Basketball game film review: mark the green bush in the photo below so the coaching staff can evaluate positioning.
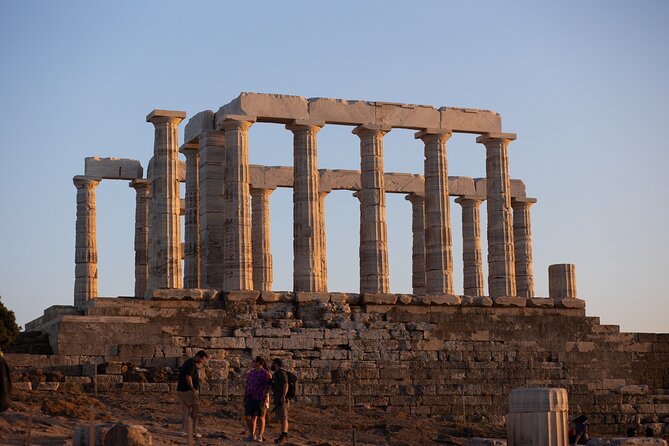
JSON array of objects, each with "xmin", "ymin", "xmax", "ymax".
[{"xmin": 0, "ymin": 297, "xmax": 20, "ymax": 352}]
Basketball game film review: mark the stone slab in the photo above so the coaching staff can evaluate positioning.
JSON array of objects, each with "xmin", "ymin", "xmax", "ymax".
[
  {"xmin": 362, "ymin": 293, "xmax": 398, "ymax": 305},
  {"xmin": 493, "ymin": 296, "xmax": 528, "ymax": 308},
  {"xmin": 144, "ymin": 288, "xmax": 218, "ymax": 300},
  {"xmin": 440, "ymin": 107, "xmax": 502, "ymax": 134},
  {"xmin": 84, "ymin": 157, "xmax": 143, "ymax": 180},
  {"xmin": 215, "ymin": 92, "xmax": 309, "ymax": 127},
  {"xmin": 426, "ymin": 294, "xmax": 462, "ymax": 306},
  {"xmin": 475, "ymin": 178, "xmax": 527, "ymax": 198},
  {"xmin": 184, "ymin": 110, "xmax": 215, "ymax": 143},
  {"xmin": 556, "ymin": 298, "xmax": 586, "ymax": 309}
]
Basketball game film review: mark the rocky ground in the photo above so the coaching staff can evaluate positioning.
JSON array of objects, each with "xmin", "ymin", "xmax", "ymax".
[{"xmin": 0, "ymin": 389, "xmax": 504, "ymax": 445}]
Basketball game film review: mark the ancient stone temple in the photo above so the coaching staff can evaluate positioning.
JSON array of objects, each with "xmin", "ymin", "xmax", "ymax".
[{"xmin": 21, "ymin": 93, "xmax": 669, "ymax": 438}]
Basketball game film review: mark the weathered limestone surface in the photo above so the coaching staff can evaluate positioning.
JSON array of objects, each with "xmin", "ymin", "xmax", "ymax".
[
  {"xmin": 405, "ymin": 193, "xmax": 426, "ymax": 295},
  {"xmin": 477, "ymin": 133, "xmax": 517, "ymax": 297},
  {"xmin": 549, "ymin": 264, "xmax": 577, "ymax": 298},
  {"xmin": 512, "ymin": 197, "xmax": 537, "ymax": 297},
  {"xmin": 456, "ymin": 196, "xmax": 485, "ymax": 296},
  {"xmin": 85, "ymin": 157, "xmax": 143, "ymax": 180},
  {"xmin": 129, "ymin": 179, "xmax": 150, "ymax": 297},
  {"xmin": 251, "ymin": 188, "xmax": 273, "ymax": 291},
  {"xmin": 354, "ymin": 125, "xmax": 390, "ymax": 293},
  {"xmin": 73, "ymin": 176, "xmax": 101, "ymax": 307},
  {"xmin": 180, "ymin": 143, "xmax": 200, "ymax": 288},
  {"xmin": 507, "ymin": 387, "xmax": 569, "ymax": 446},
  {"xmin": 183, "ymin": 110, "xmax": 215, "ymax": 144},
  {"xmin": 146, "ymin": 110, "xmax": 185, "ymax": 291},
  {"xmin": 475, "ymin": 178, "xmax": 526, "ymax": 200}
]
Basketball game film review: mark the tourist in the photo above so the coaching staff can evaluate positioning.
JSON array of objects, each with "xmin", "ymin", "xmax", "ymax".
[
  {"xmin": 270, "ymin": 358, "xmax": 290, "ymax": 444},
  {"xmin": 0, "ymin": 350, "xmax": 11, "ymax": 412},
  {"xmin": 176, "ymin": 350, "xmax": 208, "ymax": 438},
  {"xmin": 244, "ymin": 356, "xmax": 272, "ymax": 442},
  {"xmin": 568, "ymin": 414, "xmax": 589, "ymax": 445}
]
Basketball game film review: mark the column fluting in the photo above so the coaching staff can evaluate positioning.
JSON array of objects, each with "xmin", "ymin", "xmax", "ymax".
[
  {"xmin": 73, "ymin": 176, "xmax": 101, "ymax": 307},
  {"xmin": 129, "ymin": 179, "xmax": 150, "ymax": 298},
  {"xmin": 405, "ymin": 193, "xmax": 426, "ymax": 296},
  {"xmin": 455, "ymin": 196, "xmax": 485, "ymax": 297},
  {"xmin": 512, "ymin": 197, "xmax": 537, "ymax": 297},
  {"xmin": 180, "ymin": 143, "xmax": 200, "ymax": 289},
  {"xmin": 251, "ymin": 188, "xmax": 274, "ymax": 291}
]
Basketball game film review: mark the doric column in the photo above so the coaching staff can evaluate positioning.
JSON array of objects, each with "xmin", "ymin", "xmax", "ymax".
[
  {"xmin": 353, "ymin": 124, "xmax": 390, "ymax": 294},
  {"xmin": 416, "ymin": 129, "xmax": 454, "ymax": 295},
  {"xmin": 251, "ymin": 188, "xmax": 274, "ymax": 291},
  {"xmin": 318, "ymin": 191, "xmax": 329, "ymax": 292},
  {"xmin": 73, "ymin": 176, "xmax": 101, "ymax": 307},
  {"xmin": 287, "ymin": 120, "xmax": 325, "ymax": 292},
  {"xmin": 129, "ymin": 179, "xmax": 150, "ymax": 298},
  {"xmin": 198, "ymin": 130, "xmax": 226, "ymax": 289},
  {"xmin": 180, "ymin": 143, "xmax": 200, "ymax": 289},
  {"xmin": 549, "ymin": 264, "xmax": 577, "ymax": 298},
  {"xmin": 405, "ymin": 193, "xmax": 426, "ymax": 296},
  {"xmin": 512, "ymin": 197, "xmax": 537, "ymax": 297},
  {"xmin": 219, "ymin": 115, "xmax": 255, "ymax": 291},
  {"xmin": 476, "ymin": 132, "xmax": 517, "ymax": 297},
  {"xmin": 146, "ymin": 109, "xmax": 186, "ymax": 291},
  {"xmin": 455, "ymin": 196, "xmax": 485, "ymax": 297}
]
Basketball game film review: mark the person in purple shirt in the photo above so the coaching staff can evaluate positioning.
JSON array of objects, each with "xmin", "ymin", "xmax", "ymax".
[{"xmin": 244, "ymin": 356, "xmax": 272, "ymax": 442}]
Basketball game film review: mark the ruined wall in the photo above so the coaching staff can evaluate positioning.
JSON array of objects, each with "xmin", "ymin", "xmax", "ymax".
[{"xmin": 14, "ymin": 294, "xmax": 669, "ymax": 438}]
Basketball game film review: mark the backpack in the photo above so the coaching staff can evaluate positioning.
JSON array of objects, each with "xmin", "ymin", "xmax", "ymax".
[
  {"xmin": 0, "ymin": 355, "xmax": 11, "ymax": 412},
  {"xmin": 285, "ymin": 371, "xmax": 298, "ymax": 401}
]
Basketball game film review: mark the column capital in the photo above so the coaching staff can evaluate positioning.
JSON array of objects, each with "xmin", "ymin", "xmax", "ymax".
[
  {"xmin": 511, "ymin": 197, "xmax": 537, "ymax": 208},
  {"xmin": 414, "ymin": 128, "xmax": 452, "ymax": 142},
  {"xmin": 455, "ymin": 195, "xmax": 485, "ymax": 206},
  {"xmin": 476, "ymin": 132, "xmax": 517, "ymax": 145},
  {"xmin": 146, "ymin": 109, "xmax": 186, "ymax": 126},
  {"xmin": 73, "ymin": 175, "xmax": 101, "ymax": 189},
  {"xmin": 405, "ymin": 192, "xmax": 425, "ymax": 204},
  {"xmin": 179, "ymin": 142, "xmax": 200, "ymax": 156},
  {"xmin": 218, "ymin": 114, "xmax": 256, "ymax": 131},
  {"xmin": 352, "ymin": 124, "xmax": 391, "ymax": 138},
  {"xmin": 286, "ymin": 120, "xmax": 324, "ymax": 133},
  {"xmin": 129, "ymin": 178, "xmax": 150, "ymax": 190},
  {"xmin": 250, "ymin": 187, "xmax": 275, "ymax": 197}
]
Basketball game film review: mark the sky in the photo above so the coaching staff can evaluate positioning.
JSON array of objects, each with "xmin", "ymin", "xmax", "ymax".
[{"xmin": 0, "ymin": 1, "xmax": 667, "ymax": 333}]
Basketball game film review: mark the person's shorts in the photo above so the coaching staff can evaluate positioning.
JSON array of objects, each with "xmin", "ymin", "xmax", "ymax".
[
  {"xmin": 245, "ymin": 398, "xmax": 266, "ymax": 417},
  {"xmin": 274, "ymin": 400, "xmax": 290, "ymax": 421}
]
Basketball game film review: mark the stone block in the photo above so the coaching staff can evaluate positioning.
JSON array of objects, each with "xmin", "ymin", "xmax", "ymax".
[
  {"xmin": 85, "ymin": 157, "xmax": 143, "ymax": 180},
  {"xmin": 103, "ymin": 422, "xmax": 153, "ymax": 446},
  {"xmin": 36, "ymin": 382, "xmax": 60, "ymax": 391},
  {"xmin": 527, "ymin": 298, "xmax": 555, "ymax": 308},
  {"xmin": 426, "ymin": 294, "xmax": 461, "ymax": 306},
  {"xmin": 143, "ymin": 383, "xmax": 169, "ymax": 392},
  {"xmin": 308, "ymin": 97, "xmax": 376, "ymax": 125},
  {"xmin": 397, "ymin": 294, "xmax": 413, "ymax": 305},
  {"xmin": 260, "ymin": 291, "xmax": 280, "ymax": 303},
  {"xmin": 329, "ymin": 293, "xmax": 349, "ymax": 304},
  {"xmin": 296, "ymin": 292, "xmax": 330, "ymax": 303},
  {"xmin": 439, "ymin": 107, "xmax": 502, "ymax": 134},
  {"xmin": 507, "ymin": 387, "xmax": 569, "ymax": 446},
  {"xmin": 223, "ymin": 290, "xmax": 260, "ymax": 302},
  {"xmin": 13, "ymin": 381, "xmax": 33, "ymax": 391},
  {"xmin": 556, "ymin": 298, "xmax": 585, "ymax": 309},
  {"xmin": 145, "ymin": 288, "xmax": 218, "ymax": 300},
  {"xmin": 362, "ymin": 293, "xmax": 398, "ymax": 305},
  {"xmin": 475, "ymin": 178, "xmax": 526, "ymax": 199},
  {"xmin": 493, "ymin": 296, "xmax": 527, "ymax": 308},
  {"xmin": 184, "ymin": 110, "xmax": 215, "ymax": 143},
  {"xmin": 72, "ymin": 423, "xmax": 111, "ymax": 446},
  {"xmin": 210, "ymin": 337, "xmax": 246, "ymax": 349},
  {"xmin": 216, "ymin": 92, "xmax": 308, "ymax": 126},
  {"xmin": 374, "ymin": 101, "xmax": 440, "ymax": 129}
]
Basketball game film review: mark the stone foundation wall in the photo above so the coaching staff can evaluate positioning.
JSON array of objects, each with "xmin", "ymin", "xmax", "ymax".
[{"xmin": 16, "ymin": 293, "xmax": 669, "ymax": 438}]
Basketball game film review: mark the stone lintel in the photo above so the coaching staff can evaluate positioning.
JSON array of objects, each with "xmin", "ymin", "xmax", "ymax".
[
  {"xmin": 73, "ymin": 175, "xmax": 102, "ymax": 187},
  {"xmin": 475, "ymin": 132, "xmax": 517, "ymax": 143},
  {"xmin": 183, "ymin": 110, "xmax": 215, "ymax": 144},
  {"xmin": 145, "ymin": 109, "xmax": 186, "ymax": 123},
  {"xmin": 475, "ymin": 178, "xmax": 527, "ymax": 198},
  {"xmin": 85, "ymin": 157, "xmax": 143, "ymax": 180}
]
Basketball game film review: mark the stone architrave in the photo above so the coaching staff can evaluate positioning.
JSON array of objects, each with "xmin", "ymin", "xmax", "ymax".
[
  {"xmin": 455, "ymin": 196, "xmax": 485, "ymax": 297},
  {"xmin": 146, "ymin": 109, "xmax": 186, "ymax": 292},
  {"xmin": 129, "ymin": 179, "xmax": 150, "ymax": 297},
  {"xmin": 353, "ymin": 124, "xmax": 390, "ymax": 294},
  {"xmin": 219, "ymin": 115, "xmax": 255, "ymax": 291},
  {"xmin": 549, "ymin": 264, "xmax": 577, "ymax": 298},
  {"xmin": 73, "ymin": 176, "xmax": 101, "ymax": 307},
  {"xmin": 198, "ymin": 130, "xmax": 226, "ymax": 289},
  {"xmin": 180, "ymin": 143, "xmax": 200, "ymax": 289},
  {"xmin": 507, "ymin": 387, "xmax": 569, "ymax": 446},
  {"xmin": 405, "ymin": 193, "xmax": 426, "ymax": 295},
  {"xmin": 512, "ymin": 197, "xmax": 537, "ymax": 297},
  {"xmin": 416, "ymin": 129, "xmax": 454, "ymax": 295},
  {"xmin": 476, "ymin": 132, "xmax": 517, "ymax": 297},
  {"xmin": 287, "ymin": 120, "xmax": 325, "ymax": 292},
  {"xmin": 318, "ymin": 191, "xmax": 329, "ymax": 291},
  {"xmin": 251, "ymin": 188, "xmax": 273, "ymax": 291}
]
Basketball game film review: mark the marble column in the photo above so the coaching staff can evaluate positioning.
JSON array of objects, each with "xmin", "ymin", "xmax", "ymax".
[
  {"xmin": 318, "ymin": 191, "xmax": 329, "ymax": 292},
  {"xmin": 416, "ymin": 129, "xmax": 454, "ymax": 295},
  {"xmin": 251, "ymin": 188, "xmax": 273, "ymax": 291},
  {"xmin": 146, "ymin": 109, "xmax": 186, "ymax": 291},
  {"xmin": 512, "ymin": 197, "xmax": 537, "ymax": 297},
  {"xmin": 287, "ymin": 120, "xmax": 325, "ymax": 292},
  {"xmin": 405, "ymin": 193, "xmax": 426, "ymax": 296},
  {"xmin": 73, "ymin": 175, "xmax": 101, "ymax": 307},
  {"xmin": 476, "ymin": 132, "xmax": 517, "ymax": 297},
  {"xmin": 180, "ymin": 143, "xmax": 200, "ymax": 289},
  {"xmin": 549, "ymin": 264, "xmax": 577, "ymax": 298},
  {"xmin": 129, "ymin": 179, "xmax": 150, "ymax": 298},
  {"xmin": 219, "ymin": 115, "xmax": 255, "ymax": 291},
  {"xmin": 455, "ymin": 196, "xmax": 485, "ymax": 297},
  {"xmin": 353, "ymin": 124, "xmax": 390, "ymax": 294},
  {"xmin": 198, "ymin": 130, "xmax": 226, "ymax": 289}
]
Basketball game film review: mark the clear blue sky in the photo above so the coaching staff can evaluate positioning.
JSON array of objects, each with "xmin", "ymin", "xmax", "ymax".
[{"xmin": 1, "ymin": 1, "xmax": 667, "ymax": 333}]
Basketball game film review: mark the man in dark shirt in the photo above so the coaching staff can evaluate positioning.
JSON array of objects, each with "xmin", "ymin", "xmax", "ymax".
[
  {"xmin": 271, "ymin": 358, "xmax": 290, "ymax": 444},
  {"xmin": 177, "ymin": 350, "xmax": 208, "ymax": 437}
]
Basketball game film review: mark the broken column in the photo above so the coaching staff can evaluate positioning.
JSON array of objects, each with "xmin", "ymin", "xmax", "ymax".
[
  {"xmin": 251, "ymin": 188, "xmax": 273, "ymax": 291},
  {"xmin": 288, "ymin": 120, "xmax": 325, "ymax": 292},
  {"xmin": 73, "ymin": 176, "xmax": 101, "ymax": 307},
  {"xmin": 180, "ymin": 142, "xmax": 200, "ymax": 289},
  {"xmin": 146, "ymin": 109, "xmax": 186, "ymax": 291},
  {"xmin": 405, "ymin": 193, "xmax": 426, "ymax": 296},
  {"xmin": 353, "ymin": 125, "xmax": 391, "ymax": 294},
  {"xmin": 129, "ymin": 179, "xmax": 150, "ymax": 297},
  {"xmin": 417, "ymin": 129, "xmax": 454, "ymax": 295},
  {"xmin": 220, "ymin": 115, "xmax": 255, "ymax": 291},
  {"xmin": 512, "ymin": 197, "xmax": 537, "ymax": 297},
  {"xmin": 198, "ymin": 130, "xmax": 226, "ymax": 289},
  {"xmin": 549, "ymin": 264, "xmax": 577, "ymax": 298},
  {"xmin": 455, "ymin": 196, "xmax": 485, "ymax": 297},
  {"xmin": 507, "ymin": 387, "xmax": 569, "ymax": 446},
  {"xmin": 476, "ymin": 132, "xmax": 517, "ymax": 297}
]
